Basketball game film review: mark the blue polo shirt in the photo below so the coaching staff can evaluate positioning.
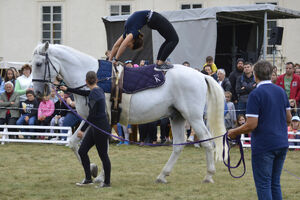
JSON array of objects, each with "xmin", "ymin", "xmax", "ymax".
[
  {"xmin": 246, "ymin": 80, "xmax": 290, "ymax": 155},
  {"xmin": 123, "ymin": 10, "xmax": 150, "ymax": 39}
]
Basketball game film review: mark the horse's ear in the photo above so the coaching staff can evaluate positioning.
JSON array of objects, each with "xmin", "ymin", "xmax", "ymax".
[{"xmin": 42, "ymin": 41, "xmax": 49, "ymax": 52}]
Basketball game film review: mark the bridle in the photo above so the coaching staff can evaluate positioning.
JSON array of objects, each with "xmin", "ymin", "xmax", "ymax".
[{"xmin": 32, "ymin": 52, "xmax": 60, "ymax": 85}]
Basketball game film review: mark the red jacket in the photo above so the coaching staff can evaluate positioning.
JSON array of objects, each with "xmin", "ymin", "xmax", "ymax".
[{"xmin": 276, "ymin": 73, "xmax": 300, "ymax": 102}]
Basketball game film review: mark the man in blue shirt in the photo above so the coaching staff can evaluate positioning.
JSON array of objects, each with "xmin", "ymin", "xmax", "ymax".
[{"xmin": 228, "ymin": 60, "xmax": 292, "ymax": 200}]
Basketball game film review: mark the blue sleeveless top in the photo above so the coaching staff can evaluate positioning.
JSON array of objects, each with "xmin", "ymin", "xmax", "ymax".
[{"xmin": 123, "ymin": 10, "xmax": 150, "ymax": 39}]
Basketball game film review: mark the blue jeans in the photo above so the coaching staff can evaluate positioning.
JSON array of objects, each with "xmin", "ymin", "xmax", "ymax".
[
  {"xmin": 252, "ymin": 148, "xmax": 288, "ymax": 200},
  {"xmin": 237, "ymin": 101, "xmax": 247, "ymax": 116},
  {"xmin": 61, "ymin": 112, "xmax": 81, "ymax": 140},
  {"xmin": 16, "ymin": 114, "xmax": 36, "ymax": 132}
]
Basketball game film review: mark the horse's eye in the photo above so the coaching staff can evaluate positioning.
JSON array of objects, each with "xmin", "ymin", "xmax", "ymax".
[{"xmin": 36, "ymin": 62, "xmax": 42, "ymax": 67}]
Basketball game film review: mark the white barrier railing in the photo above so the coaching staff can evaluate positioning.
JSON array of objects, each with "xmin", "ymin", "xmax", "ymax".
[
  {"xmin": 241, "ymin": 132, "xmax": 300, "ymax": 149},
  {"xmin": 0, "ymin": 125, "xmax": 72, "ymax": 145}
]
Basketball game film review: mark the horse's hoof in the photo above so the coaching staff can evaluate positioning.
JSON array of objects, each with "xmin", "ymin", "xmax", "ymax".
[
  {"xmin": 202, "ymin": 178, "xmax": 214, "ymax": 184},
  {"xmin": 90, "ymin": 163, "xmax": 98, "ymax": 178},
  {"xmin": 94, "ymin": 175, "xmax": 104, "ymax": 183},
  {"xmin": 156, "ymin": 177, "xmax": 167, "ymax": 184}
]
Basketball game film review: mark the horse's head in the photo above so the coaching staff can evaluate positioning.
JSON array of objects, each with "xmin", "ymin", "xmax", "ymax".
[{"xmin": 31, "ymin": 42, "xmax": 61, "ymax": 99}]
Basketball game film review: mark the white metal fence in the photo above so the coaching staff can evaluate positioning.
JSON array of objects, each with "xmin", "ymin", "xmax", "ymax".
[
  {"xmin": 0, "ymin": 125, "xmax": 72, "ymax": 145},
  {"xmin": 241, "ymin": 132, "xmax": 300, "ymax": 149}
]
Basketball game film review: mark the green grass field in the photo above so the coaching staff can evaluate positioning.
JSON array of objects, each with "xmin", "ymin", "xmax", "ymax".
[{"xmin": 0, "ymin": 143, "xmax": 299, "ymax": 200}]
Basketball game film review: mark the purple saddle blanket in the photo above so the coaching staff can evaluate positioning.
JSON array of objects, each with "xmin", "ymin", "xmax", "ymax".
[{"xmin": 123, "ymin": 64, "xmax": 165, "ymax": 94}]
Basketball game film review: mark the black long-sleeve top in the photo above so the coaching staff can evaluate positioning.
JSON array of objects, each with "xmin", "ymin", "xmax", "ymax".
[
  {"xmin": 20, "ymin": 98, "xmax": 39, "ymax": 118},
  {"xmin": 66, "ymin": 87, "xmax": 108, "ymax": 132}
]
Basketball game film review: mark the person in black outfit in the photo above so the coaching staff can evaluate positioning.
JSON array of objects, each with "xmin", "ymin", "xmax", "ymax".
[
  {"xmin": 61, "ymin": 71, "xmax": 111, "ymax": 188},
  {"xmin": 109, "ymin": 10, "xmax": 179, "ymax": 71}
]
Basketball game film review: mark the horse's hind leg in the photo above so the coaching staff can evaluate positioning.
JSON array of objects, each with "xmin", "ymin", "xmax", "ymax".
[
  {"xmin": 156, "ymin": 115, "xmax": 186, "ymax": 184},
  {"xmin": 190, "ymin": 119, "xmax": 215, "ymax": 183}
]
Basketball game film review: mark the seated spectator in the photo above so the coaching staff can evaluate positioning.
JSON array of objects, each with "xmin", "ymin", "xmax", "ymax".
[
  {"xmin": 16, "ymin": 90, "xmax": 39, "ymax": 138},
  {"xmin": 0, "ymin": 82, "xmax": 20, "ymax": 138},
  {"xmin": 50, "ymin": 88, "xmax": 59, "ymax": 103},
  {"xmin": 61, "ymin": 94, "xmax": 81, "ymax": 140},
  {"xmin": 289, "ymin": 99, "xmax": 300, "ymax": 117},
  {"xmin": 203, "ymin": 65, "xmax": 217, "ymax": 81},
  {"xmin": 288, "ymin": 116, "xmax": 300, "ymax": 147},
  {"xmin": 37, "ymin": 94, "xmax": 55, "ymax": 136},
  {"xmin": 49, "ymin": 90, "xmax": 68, "ymax": 139},
  {"xmin": 125, "ymin": 60, "xmax": 133, "ymax": 68},
  {"xmin": 10, "ymin": 67, "xmax": 20, "ymax": 78},
  {"xmin": 217, "ymin": 69, "xmax": 231, "ymax": 91},
  {"xmin": 235, "ymin": 114, "xmax": 250, "ymax": 144},
  {"xmin": 14, "ymin": 64, "xmax": 33, "ymax": 102},
  {"xmin": 235, "ymin": 62, "xmax": 256, "ymax": 116},
  {"xmin": 0, "ymin": 68, "xmax": 16, "ymax": 94},
  {"xmin": 295, "ymin": 67, "xmax": 300, "ymax": 76},
  {"xmin": 139, "ymin": 60, "xmax": 146, "ymax": 67},
  {"xmin": 224, "ymin": 91, "xmax": 236, "ymax": 130},
  {"xmin": 203, "ymin": 56, "xmax": 217, "ymax": 74}
]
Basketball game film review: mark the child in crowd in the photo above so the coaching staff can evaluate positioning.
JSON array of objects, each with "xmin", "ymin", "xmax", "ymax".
[
  {"xmin": 224, "ymin": 91, "xmax": 236, "ymax": 130},
  {"xmin": 37, "ymin": 94, "xmax": 55, "ymax": 137},
  {"xmin": 50, "ymin": 88, "xmax": 59, "ymax": 103},
  {"xmin": 49, "ymin": 90, "xmax": 68, "ymax": 140},
  {"xmin": 16, "ymin": 90, "xmax": 39, "ymax": 138},
  {"xmin": 203, "ymin": 56, "xmax": 218, "ymax": 74},
  {"xmin": 235, "ymin": 114, "xmax": 250, "ymax": 144},
  {"xmin": 289, "ymin": 99, "xmax": 299, "ymax": 117},
  {"xmin": 288, "ymin": 116, "xmax": 300, "ymax": 147},
  {"xmin": 116, "ymin": 123, "xmax": 132, "ymax": 146}
]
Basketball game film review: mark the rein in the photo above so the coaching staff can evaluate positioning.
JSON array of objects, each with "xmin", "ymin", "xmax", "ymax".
[{"xmin": 222, "ymin": 132, "xmax": 246, "ymax": 178}]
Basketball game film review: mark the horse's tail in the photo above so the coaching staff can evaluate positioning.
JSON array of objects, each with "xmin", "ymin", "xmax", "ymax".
[{"xmin": 204, "ymin": 75, "xmax": 227, "ymax": 161}]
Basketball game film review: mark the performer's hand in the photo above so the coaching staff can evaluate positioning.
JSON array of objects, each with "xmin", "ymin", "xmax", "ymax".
[
  {"xmin": 60, "ymin": 86, "xmax": 67, "ymax": 91},
  {"xmin": 77, "ymin": 130, "xmax": 84, "ymax": 139},
  {"xmin": 228, "ymin": 129, "xmax": 236, "ymax": 139}
]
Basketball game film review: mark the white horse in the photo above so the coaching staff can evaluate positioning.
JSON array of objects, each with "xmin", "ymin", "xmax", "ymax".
[{"xmin": 31, "ymin": 42, "xmax": 226, "ymax": 184}]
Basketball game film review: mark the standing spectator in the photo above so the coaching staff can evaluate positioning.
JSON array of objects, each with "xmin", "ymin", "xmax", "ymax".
[
  {"xmin": 229, "ymin": 58, "xmax": 244, "ymax": 103},
  {"xmin": 276, "ymin": 62, "xmax": 300, "ymax": 104},
  {"xmin": 10, "ymin": 67, "xmax": 20, "ymax": 78},
  {"xmin": 0, "ymin": 82, "xmax": 20, "ymax": 138},
  {"xmin": 289, "ymin": 99, "xmax": 300, "ymax": 117},
  {"xmin": 37, "ymin": 94, "xmax": 55, "ymax": 135},
  {"xmin": 235, "ymin": 62, "xmax": 256, "ymax": 115},
  {"xmin": 295, "ymin": 67, "xmax": 300, "ymax": 76},
  {"xmin": 224, "ymin": 91, "xmax": 236, "ymax": 130},
  {"xmin": 217, "ymin": 69, "xmax": 231, "ymax": 91},
  {"xmin": 116, "ymin": 123, "xmax": 131, "ymax": 146},
  {"xmin": 182, "ymin": 61, "xmax": 190, "ymax": 67},
  {"xmin": 49, "ymin": 90, "xmax": 68, "ymax": 139},
  {"xmin": 203, "ymin": 56, "xmax": 217, "ymax": 74},
  {"xmin": 159, "ymin": 118, "xmax": 170, "ymax": 144},
  {"xmin": 16, "ymin": 90, "xmax": 39, "ymax": 138},
  {"xmin": 0, "ymin": 68, "xmax": 16, "ymax": 94},
  {"xmin": 228, "ymin": 60, "xmax": 291, "ymax": 200},
  {"xmin": 138, "ymin": 121, "xmax": 157, "ymax": 146},
  {"xmin": 271, "ymin": 71, "xmax": 278, "ymax": 84},
  {"xmin": 15, "ymin": 64, "xmax": 33, "ymax": 102}
]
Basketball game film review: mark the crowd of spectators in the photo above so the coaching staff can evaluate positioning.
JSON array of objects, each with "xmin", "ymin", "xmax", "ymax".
[{"xmin": 1, "ymin": 57, "xmax": 299, "ymax": 147}]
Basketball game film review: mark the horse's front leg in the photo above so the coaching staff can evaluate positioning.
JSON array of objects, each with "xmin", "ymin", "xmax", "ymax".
[{"xmin": 156, "ymin": 116, "xmax": 186, "ymax": 184}]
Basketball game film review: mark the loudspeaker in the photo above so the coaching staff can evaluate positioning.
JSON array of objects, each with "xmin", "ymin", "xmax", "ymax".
[{"xmin": 268, "ymin": 27, "xmax": 283, "ymax": 45}]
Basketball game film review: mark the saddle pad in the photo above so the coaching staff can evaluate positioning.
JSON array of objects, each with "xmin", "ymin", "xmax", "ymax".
[
  {"xmin": 97, "ymin": 60, "xmax": 112, "ymax": 93},
  {"xmin": 97, "ymin": 60, "xmax": 165, "ymax": 94},
  {"xmin": 123, "ymin": 64, "xmax": 165, "ymax": 94}
]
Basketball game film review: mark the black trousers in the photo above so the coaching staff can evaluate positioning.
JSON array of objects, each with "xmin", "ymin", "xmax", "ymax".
[
  {"xmin": 78, "ymin": 123, "xmax": 111, "ymax": 184},
  {"xmin": 147, "ymin": 12, "xmax": 179, "ymax": 62},
  {"xmin": 160, "ymin": 118, "xmax": 170, "ymax": 141},
  {"xmin": 138, "ymin": 121, "xmax": 157, "ymax": 143}
]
